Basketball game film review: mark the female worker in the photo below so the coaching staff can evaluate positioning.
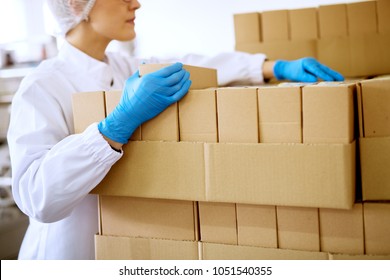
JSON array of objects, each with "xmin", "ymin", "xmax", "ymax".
[{"xmin": 7, "ymin": 0, "xmax": 343, "ymax": 259}]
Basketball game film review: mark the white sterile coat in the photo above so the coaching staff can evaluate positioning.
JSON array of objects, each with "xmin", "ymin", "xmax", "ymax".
[{"xmin": 7, "ymin": 41, "xmax": 266, "ymax": 259}]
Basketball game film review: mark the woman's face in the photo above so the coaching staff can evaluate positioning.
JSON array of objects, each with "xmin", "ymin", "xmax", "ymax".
[{"xmin": 88, "ymin": 0, "xmax": 141, "ymax": 42}]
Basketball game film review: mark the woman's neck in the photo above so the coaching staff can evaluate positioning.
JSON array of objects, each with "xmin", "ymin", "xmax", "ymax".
[{"xmin": 66, "ymin": 22, "xmax": 111, "ymax": 61}]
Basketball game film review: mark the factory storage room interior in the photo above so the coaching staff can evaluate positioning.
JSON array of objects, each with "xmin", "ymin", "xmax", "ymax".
[{"xmin": 1, "ymin": 0, "xmax": 390, "ymax": 279}]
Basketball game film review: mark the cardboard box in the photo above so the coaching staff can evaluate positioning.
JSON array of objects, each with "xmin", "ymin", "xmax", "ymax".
[
  {"xmin": 201, "ymin": 242, "xmax": 328, "ymax": 260},
  {"xmin": 236, "ymin": 204, "xmax": 277, "ymax": 248},
  {"xmin": 317, "ymin": 33, "xmax": 390, "ymax": 77},
  {"xmin": 261, "ymin": 10, "xmax": 289, "ymax": 42},
  {"xmin": 346, "ymin": 1, "xmax": 377, "ymax": 36},
  {"xmin": 217, "ymin": 87, "xmax": 258, "ymax": 143},
  {"xmin": 319, "ymin": 203, "xmax": 364, "ymax": 254},
  {"xmin": 206, "ymin": 141, "xmax": 356, "ymax": 209},
  {"xmin": 141, "ymin": 103, "xmax": 179, "ymax": 141},
  {"xmin": 95, "ymin": 235, "xmax": 199, "ymax": 260},
  {"xmin": 318, "ymin": 4, "xmax": 348, "ymax": 38},
  {"xmin": 93, "ymin": 141, "xmax": 206, "ymax": 201},
  {"xmin": 178, "ymin": 89, "xmax": 217, "ymax": 142},
  {"xmin": 276, "ymin": 206, "xmax": 320, "ymax": 252},
  {"xmin": 357, "ymin": 78, "xmax": 390, "ymax": 201},
  {"xmin": 92, "ymin": 141, "xmax": 356, "ymax": 209},
  {"xmin": 363, "ymin": 203, "xmax": 390, "ymax": 255},
  {"xmin": 198, "ymin": 202, "xmax": 237, "ymax": 245},
  {"xmin": 99, "ymin": 196, "xmax": 198, "ymax": 241},
  {"xmin": 105, "ymin": 90, "xmax": 141, "ymax": 140},
  {"xmin": 302, "ymin": 82, "xmax": 355, "ymax": 143},
  {"xmin": 288, "ymin": 8, "xmax": 318, "ymax": 40},
  {"xmin": 235, "ymin": 40, "xmax": 317, "ymax": 61},
  {"xmin": 359, "ymin": 137, "xmax": 390, "ymax": 201},
  {"xmin": 377, "ymin": 0, "xmax": 390, "ymax": 34},
  {"xmin": 74, "ymin": 90, "xmax": 356, "ymax": 210},
  {"xmin": 139, "ymin": 64, "xmax": 218, "ymax": 90},
  {"xmin": 358, "ymin": 78, "xmax": 390, "ymax": 137},
  {"xmin": 72, "ymin": 91, "xmax": 105, "ymax": 133},
  {"xmin": 258, "ymin": 85, "xmax": 302, "ymax": 143},
  {"xmin": 234, "ymin": 13, "xmax": 262, "ymax": 44}
]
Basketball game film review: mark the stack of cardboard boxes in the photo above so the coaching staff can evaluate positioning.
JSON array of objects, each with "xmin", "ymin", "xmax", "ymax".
[
  {"xmin": 72, "ymin": 63, "xmax": 390, "ymax": 259},
  {"xmin": 234, "ymin": 0, "xmax": 390, "ymax": 77}
]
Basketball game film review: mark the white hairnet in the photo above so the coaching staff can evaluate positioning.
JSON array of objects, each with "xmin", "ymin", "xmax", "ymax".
[{"xmin": 46, "ymin": 0, "xmax": 96, "ymax": 36}]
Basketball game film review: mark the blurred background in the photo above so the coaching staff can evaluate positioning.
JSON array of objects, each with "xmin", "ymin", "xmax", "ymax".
[{"xmin": 0, "ymin": 0, "xmax": 362, "ymax": 259}]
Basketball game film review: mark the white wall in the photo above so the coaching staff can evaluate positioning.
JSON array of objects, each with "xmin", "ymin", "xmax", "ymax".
[{"xmin": 134, "ymin": 0, "xmax": 362, "ymax": 58}]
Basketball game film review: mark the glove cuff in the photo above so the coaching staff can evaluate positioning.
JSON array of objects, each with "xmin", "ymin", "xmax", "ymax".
[
  {"xmin": 98, "ymin": 118, "xmax": 133, "ymax": 145},
  {"xmin": 273, "ymin": 60, "xmax": 287, "ymax": 80}
]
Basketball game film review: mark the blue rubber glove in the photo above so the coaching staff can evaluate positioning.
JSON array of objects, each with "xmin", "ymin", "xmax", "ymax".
[
  {"xmin": 98, "ymin": 62, "xmax": 191, "ymax": 144},
  {"xmin": 273, "ymin": 57, "xmax": 344, "ymax": 82}
]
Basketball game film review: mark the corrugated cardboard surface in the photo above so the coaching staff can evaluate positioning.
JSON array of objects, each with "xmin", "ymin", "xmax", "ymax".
[
  {"xmin": 93, "ymin": 141, "xmax": 206, "ymax": 201},
  {"xmin": 360, "ymin": 137, "xmax": 390, "ymax": 201},
  {"xmin": 95, "ymin": 235, "xmax": 199, "ymax": 260},
  {"xmin": 141, "ymin": 103, "xmax": 179, "ymax": 141},
  {"xmin": 317, "ymin": 34, "xmax": 390, "ymax": 77},
  {"xmin": 139, "ymin": 64, "xmax": 218, "ymax": 90},
  {"xmin": 318, "ymin": 4, "xmax": 348, "ymax": 38},
  {"xmin": 92, "ymin": 140, "xmax": 355, "ymax": 210},
  {"xmin": 100, "ymin": 196, "xmax": 197, "ymax": 241},
  {"xmin": 276, "ymin": 206, "xmax": 320, "ymax": 252},
  {"xmin": 234, "ymin": 13, "xmax": 261, "ymax": 43},
  {"xmin": 217, "ymin": 87, "xmax": 258, "ymax": 143},
  {"xmin": 363, "ymin": 203, "xmax": 390, "ymax": 255},
  {"xmin": 319, "ymin": 204, "xmax": 364, "ymax": 255},
  {"xmin": 234, "ymin": 1, "xmax": 390, "ymax": 78},
  {"xmin": 198, "ymin": 202, "xmax": 237, "ymax": 245},
  {"xmin": 261, "ymin": 10, "xmax": 289, "ymax": 42},
  {"xmin": 377, "ymin": 0, "xmax": 390, "ymax": 34},
  {"xmin": 359, "ymin": 78, "xmax": 390, "ymax": 137},
  {"xmin": 258, "ymin": 86, "xmax": 302, "ymax": 143},
  {"xmin": 178, "ymin": 89, "xmax": 217, "ymax": 142},
  {"xmin": 303, "ymin": 83, "xmax": 355, "ymax": 143},
  {"xmin": 288, "ymin": 8, "xmax": 318, "ymax": 40},
  {"xmin": 204, "ymin": 141, "xmax": 355, "ymax": 209},
  {"xmin": 72, "ymin": 91, "xmax": 105, "ymax": 133},
  {"xmin": 357, "ymin": 77, "xmax": 390, "ymax": 201},
  {"xmin": 329, "ymin": 253, "xmax": 390, "ymax": 260},
  {"xmin": 347, "ymin": 1, "xmax": 378, "ymax": 36},
  {"xmin": 201, "ymin": 242, "xmax": 328, "ymax": 260},
  {"xmin": 235, "ymin": 40, "xmax": 317, "ymax": 61},
  {"xmin": 236, "ymin": 204, "xmax": 277, "ymax": 248}
]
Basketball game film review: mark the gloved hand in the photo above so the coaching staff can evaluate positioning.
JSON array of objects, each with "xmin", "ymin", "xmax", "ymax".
[
  {"xmin": 98, "ymin": 62, "xmax": 191, "ymax": 144},
  {"xmin": 273, "ymin": 57, "xmax": 344, "ymax": 82}
]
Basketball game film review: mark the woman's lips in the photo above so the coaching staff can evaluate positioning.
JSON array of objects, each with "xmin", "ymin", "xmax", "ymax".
[{"xmin": 126, "ymin": 18, "xmax": 135, "ymax": 24}]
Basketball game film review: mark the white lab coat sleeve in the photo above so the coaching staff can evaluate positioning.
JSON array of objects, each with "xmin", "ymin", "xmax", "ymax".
[
  {"xmin": 180, "ymin": 52, "xmax": 267, "ymax": 86},
  {"xmin": 133, "ymin": 52, "xmax": 267, "ymax": 86},
  {"xmin": 8, "ymin": 80, "xmax": 121, "ymax": 223},
  {"xmin": 124, "ymin": 51, "xmax": 267, "ymax": 86}
]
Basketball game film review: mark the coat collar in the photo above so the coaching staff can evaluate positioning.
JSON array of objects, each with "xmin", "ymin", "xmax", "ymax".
[{"xmin": 57, "ymin": 41, "xmax": 114, "ymax": 90}]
